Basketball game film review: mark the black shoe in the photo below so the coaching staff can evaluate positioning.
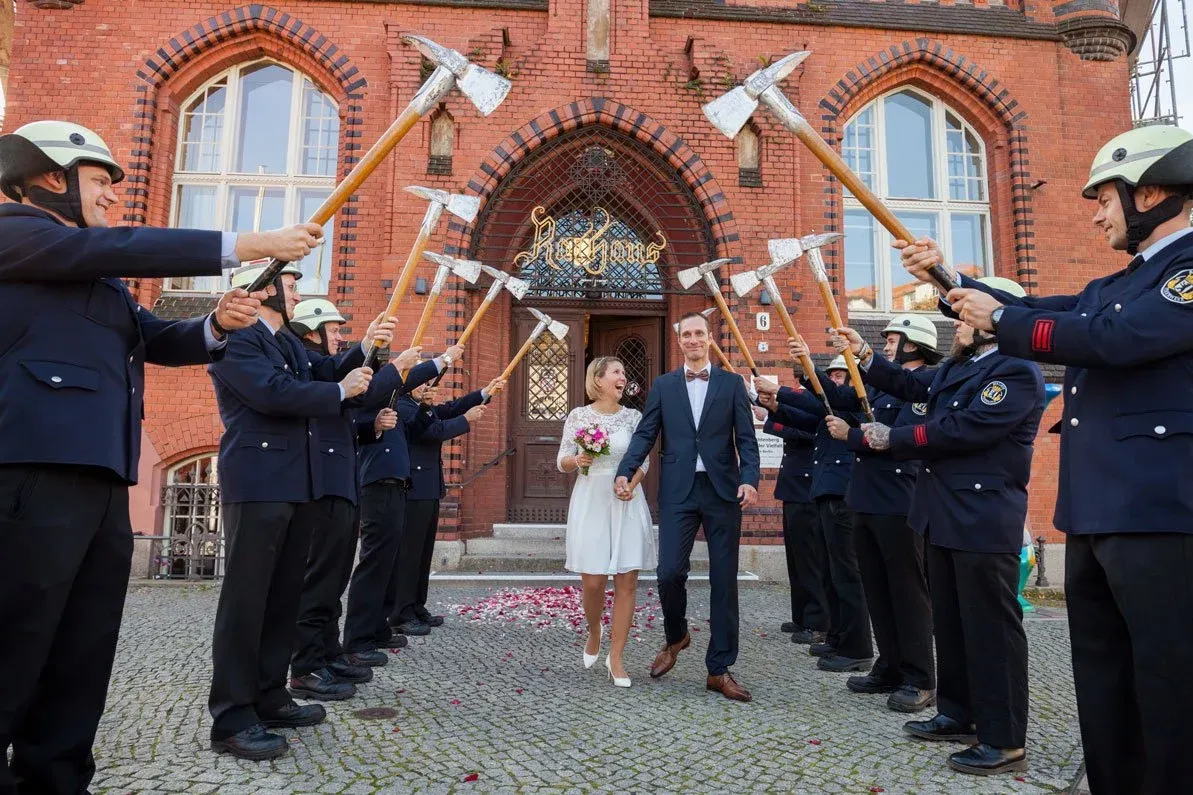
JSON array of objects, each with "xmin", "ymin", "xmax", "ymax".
[
  {"xmin": 289, "ymin": 669, "xmax": 356, "ymax": 701},
  {"xmin": 846, "ymin": 673, "xmax": 900, "ymax": 694},
  {"xmin": 792, "ymin": 629, "xmax": 827, "ymax": 645},
  {"xmin": 415, "ymin": 608, "xmax": 444, "ymax": 627},
  {"xmin": 817, "ymin": 654, "xmax": 872, "ymax": 672},
  {"xmin": 809, "ymin": 642, "xmax": 837, "ymax": 658},
  {"xmin": 903, "ymin": 713, "xmax": 978, "ymax": 743},
  {"xmin": 377, "ymin": 634, "xmax": 408, "ymax": 648},
  {"xmin": 948, "ymin": 744, "xmax": 1027, "ymax": 776},
  {"xmin": 260, "ymin": 702, "xmax": 326, "ymax": 729},
  {"xmin": 780, "ymin": 621, "xmax": 799, "ymax": 633},
  {"xmin": 344, "ymin": 650, "xmax": 389, "ymax": 667},
  {"xmin": 887, "ymin": 685, "xmax": 936, "ymax": 713},
  {"xmin": 329, "ymin": 657, "xmax": 374, "ymax": 683},
  {"xmin": 210, "ymin": 724, "xmax": 288, "ymax": 761},
  {"xmin": 394, "ymin": 620, "xmax": 432, "ymax": 637}
]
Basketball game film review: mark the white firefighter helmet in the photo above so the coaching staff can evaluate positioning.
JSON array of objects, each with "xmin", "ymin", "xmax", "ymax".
[
  {"xmin": 1082, "ymin": 125, "xmax": 1193, "ymax": 199},
  {"xmin": 229, "ymin": 260, "xmax": 303, "ymax": 290},
  {"xmin": 978, "ymin": 275, "xmax": 1027, "ymax": 298},
  {"xmin": 881, "ymin": 313, "xmax": 938, "ymax": 352},
  {"xmin": 827, "ymin": 355, "xmax": 849, "ymax": 373},
  {"xmin": 0, "ymin": 120, "xmax": 126, "ymax": 201},
  {"xmin": 290, "ymin": 299, "xmax": 346, "ymax": 336}
]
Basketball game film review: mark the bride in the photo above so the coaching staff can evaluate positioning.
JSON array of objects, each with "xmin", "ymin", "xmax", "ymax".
[{"xmin": 557, "ymin": 356, "xmax": 656, "ymax": 688}]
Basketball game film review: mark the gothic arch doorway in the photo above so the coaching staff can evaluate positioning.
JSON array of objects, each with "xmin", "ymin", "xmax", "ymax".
[{"xmin": 469, "ymin": 125, "xmax": 717, "ymax": 523}]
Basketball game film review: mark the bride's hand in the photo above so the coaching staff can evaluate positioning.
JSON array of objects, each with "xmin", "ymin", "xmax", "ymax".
[
  {"xmin": 574, "ymin": 452, "xmax": 594, "ymax": 469},
  {"xmin": 613, "ymin": 475, "xmax": 630, "ymax": 498}
]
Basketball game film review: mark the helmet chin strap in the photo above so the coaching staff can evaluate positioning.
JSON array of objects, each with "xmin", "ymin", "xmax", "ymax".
[
  {"xmin": 24, "ymin": 166, "xmax": 88, "ymax": 226},
  {"xmin": 1116, "ymin": 181, "xmax": 1187, "ymax": 255},
  {"xmin": 892, "ymin": 335, "xmax": 924, "ymax": 365},
  {"xmin": 299, "ymin": 332, "xmax": 329, "ymax": 357}
]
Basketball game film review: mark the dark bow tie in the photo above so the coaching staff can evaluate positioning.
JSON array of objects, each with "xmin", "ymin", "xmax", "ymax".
[{"xmin": 685, "ymin": 369, "xmax": 709, "ymax": 382}]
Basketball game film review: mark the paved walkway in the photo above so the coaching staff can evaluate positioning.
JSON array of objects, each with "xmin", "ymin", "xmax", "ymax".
[{"xmin": 91, "ymin": 583, "xmax": 1082, "ymax": 794}]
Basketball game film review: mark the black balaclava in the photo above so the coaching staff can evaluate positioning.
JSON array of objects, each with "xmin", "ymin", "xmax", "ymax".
[{"xmin": 1115, "ymin": 180, "xmax": 1189, "ymax": 256}]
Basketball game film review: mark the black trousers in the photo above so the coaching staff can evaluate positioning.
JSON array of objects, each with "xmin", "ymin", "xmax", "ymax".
[
  {"xmin": 817, "ymin": 498, "xmax": 872, "ymax": 659},
  {"xmin": 1066, "ymin": 533, "xmax": 1193, "ymax": 795},
  {"xmin": 657, "ymin": 473, "xmax": 741, "ymax": 676},
  {"xmin": 208, "ymin": 500, "xmax": 320, "ymax": 738},
  {"xmin": 389, "ymin": 499, "xmax": 440, "ymax": 625},
  {"xmin": 782, "ymin": 501, "xmax": 828, "ymax": 631},
  {"xmin": 854, "ymin": 512, "xmax": 934, "ymax": 689},
  {"xmin": 291, "ymin": 496, "xmax": 357, "ymax": 678},
  {"xmin": 0, "ymin": 465, "xmax": 131, "ymax": 795},
  {"xmin": 343, "ymin": 481, "xmax": 408, "ymax": 652},
  {"xmin": 928, "ymin": 543, "xmax": 1027, "ymax": 749}
]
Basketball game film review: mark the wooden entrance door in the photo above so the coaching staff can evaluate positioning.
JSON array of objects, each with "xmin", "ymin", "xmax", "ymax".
[{"xmin": 506, "ymin": 310, "xmax": 665, "ymax": 523}]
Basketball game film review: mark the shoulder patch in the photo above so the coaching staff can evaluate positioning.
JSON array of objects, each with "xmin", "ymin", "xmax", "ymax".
[
  {"xmin": 911, "ymin": 402, "xmax": 928, "ymax": 416},
  {"xmin": 1161, "ymin": 268, "xmax": 1193, "ymax": 305},
  {"xmin": 981, "ymin": 381, "xmax": 1008, "ymax": 406}
]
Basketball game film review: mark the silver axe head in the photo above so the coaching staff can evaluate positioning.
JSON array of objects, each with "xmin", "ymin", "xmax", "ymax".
[
  {"xmin": 402, "ymin": 34, "xmax": 512, "ymax": 117},
  {"xmin": 766, "ymin": 232, "xmax": 844, "ymax": 269},
  {"xmin": 479, "ymin": 263, "xmax": 531, "ymax": 302},
  {"xmin": 672, "ymin": 306, "xmax": 718, "ymax": 334},
  {"xmin": 701, "ymin": 50, "xmax": 812, "ymax": 139},
  {"xmin": 677, "ymin": 258, "xmax": 733, "ymax": 293},
  {"xmin": 421, "ymin": 252, "xmax": 482, "ymax": 296},
  {"xmin": 526, "ymin": 307, "xmax": 569, "ymax": 341},
  {"xmin": 404, "ymin": 186, "xmax": 481, "ymax": 224}
]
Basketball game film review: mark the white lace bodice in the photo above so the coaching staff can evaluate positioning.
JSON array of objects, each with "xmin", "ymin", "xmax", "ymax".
[{"xmin": 556, "ymin": 405, "xmax": 648, "ymax": 477}]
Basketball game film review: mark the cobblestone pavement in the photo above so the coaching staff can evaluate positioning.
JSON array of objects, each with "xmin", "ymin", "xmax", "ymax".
[{"xmin": 91, "ymin": 583, "xmax": 1081, "ymax": 794}]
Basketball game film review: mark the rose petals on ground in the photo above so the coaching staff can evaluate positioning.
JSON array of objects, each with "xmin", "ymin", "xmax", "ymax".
[{"xmin": 462, "ymin": 772, "xmax": 479, "ymax": 782}]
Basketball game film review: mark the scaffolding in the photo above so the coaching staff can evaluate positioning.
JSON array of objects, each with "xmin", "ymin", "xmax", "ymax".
[{"xmin": 1131, "ymin": 0, "xmax": 1191, "ymax": 127}]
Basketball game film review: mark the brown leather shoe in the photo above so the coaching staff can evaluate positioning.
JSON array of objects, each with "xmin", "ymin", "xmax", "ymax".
[
  {"xmin": 706, "ymin": 672, "xmax": 752, "ymax": 702},
  {"xmin": 649, "ymin": 632, "xmax": 691, "ymax": 678}
]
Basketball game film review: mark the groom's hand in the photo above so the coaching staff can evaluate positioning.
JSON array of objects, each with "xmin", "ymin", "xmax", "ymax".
[
  {"xmin": 614, "ymin": 476, "xmax": 630, "ymax": 499},
  {"xmin": 737, "ymin": 484, "xmax": 757, "ymax": 507}
]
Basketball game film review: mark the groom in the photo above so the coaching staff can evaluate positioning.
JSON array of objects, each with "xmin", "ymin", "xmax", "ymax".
[{"xmin": 616, "ymin": 311, "xmax": 760, "ymax": 701}]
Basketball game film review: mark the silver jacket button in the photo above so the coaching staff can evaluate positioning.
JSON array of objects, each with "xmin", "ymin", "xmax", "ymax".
[
  {"xmin": 1155, "ymin": 425, "xmax": 1167, "ymax": 435},
  {"xmin": 1071, "ymin": 386, "xmax": 1077, "ymax": 395},
  {"xmin": 974, "ymin": 483, "xmax": 982, "ymax": 490},
  {"xmin": 261, "ymin": 442, "xmax": 269, "ymax": 448},
  {"xmin": 50, "ymin": 376, "xmax": 62, "ymax": 383},
  {"xmin": 1114, "ymin": 304, "xmax": 1122, "ymax": 312},
  {"xmin": 895, "ymin": 468, "xmax": 902, "ymax": 474},
  {"xmin": 1070, "ymin": 418, "xmax": 1079, "ymax": 427}
]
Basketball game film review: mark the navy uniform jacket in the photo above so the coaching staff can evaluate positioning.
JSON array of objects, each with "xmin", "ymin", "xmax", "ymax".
[
  {"xmin": 398, "ymin": 389, "xmax": 485, "ymax": 501},
  {"xmin": 356, "ymin": 360, "xmax": 443, "ymax": 488},
  {"xmin": 208, "ymin": 320, "xmax": 379, "ymax": 504},
  {"xmin": 770, "ymin": 385, "xmax": 859, "ymax": 502},
  {"xmin": 763, "ymin": 417, "xmax": 814, "ymax": 504},
  {"xmin": 863, "ymin": 351, "xmax": 1044, "ymax": 554},
  {"xmin": 958, "ymin": 231, "xmax": 1193, "ymax": 537},
  {"xmin": 618, "ymin": 365, "xmax": 760, "ymax": 504},
  {"xmin": 807, "ymin": 366, "xmax": 930, "ymax": 516},
  {"xmin": 0, "ymin": 204, "xmax": 223, "ymax": 482},
  {"xmin": 302, "ymin": 342, "xmax": 436, "ymax": 505}
]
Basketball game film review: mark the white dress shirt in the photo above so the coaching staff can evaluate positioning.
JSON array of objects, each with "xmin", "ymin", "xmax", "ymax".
[{"xmin": 685, "ymin": 362, "xmax": 711, "ymax": 472}]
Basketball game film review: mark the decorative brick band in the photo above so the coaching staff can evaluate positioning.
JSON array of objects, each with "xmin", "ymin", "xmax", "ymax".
[
  {"xmin": 125, "ymin": 5, "xmax": 367, "ymax": 304},
  {"xmin": 817, "ymin": 38, "xmax": 1037, "ymax": 293}
]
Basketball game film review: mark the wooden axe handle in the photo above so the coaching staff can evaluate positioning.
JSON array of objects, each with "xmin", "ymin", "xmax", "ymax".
[
  {"xmin": 455, "ymin": 294, "xmax": 496, "ymax": 348},
  {"xmin": 499, "ymin": 332, "xmax": 541, "ymax": 382},
  {"xmin": 709, "ymin": 340, "xmax": 736, "ymax": 373},
  {"xmin": 364, "ymin": 228, "xmax": 434, "ymax": 368},
  {"xmin": 708, "ymin": 289, "xmax": 759, "ymax": 376},
  {"xmin": 815, "ymin": 280, "xmax": 874, "ymax": 421},
  {"xmin": 769, "ymin": 294, "xmax": 834, "ymax": 416}
]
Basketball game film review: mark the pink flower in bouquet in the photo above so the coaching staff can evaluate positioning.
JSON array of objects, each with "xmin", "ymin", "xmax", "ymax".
[{"xmin": 574, "ymin": 421, "xmax": 611, "ymax": 475}]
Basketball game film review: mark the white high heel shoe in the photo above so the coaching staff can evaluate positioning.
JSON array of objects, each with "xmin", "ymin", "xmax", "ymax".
[
  {"xmin": 605, "ymin": 655, "xmax": 631, "ymax": 688},
  {"xmin": 583, "ymin": 628, "xmax": 602, "ymax": 669}
]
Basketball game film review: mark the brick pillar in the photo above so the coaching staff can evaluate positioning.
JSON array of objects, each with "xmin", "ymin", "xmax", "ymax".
[{"xmin": 1052, "ymin": 0, "xmax": 1136, "ymax": 61}]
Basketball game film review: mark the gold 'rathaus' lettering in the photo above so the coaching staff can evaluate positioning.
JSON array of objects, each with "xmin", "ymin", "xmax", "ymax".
[{"xmin": 514, "ymin": 206, "xmax": 667, "ymax": 277}]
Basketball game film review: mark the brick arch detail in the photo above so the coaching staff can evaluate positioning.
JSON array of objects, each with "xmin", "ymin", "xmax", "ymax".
[
  {"xmin": 153, "ymin": 414, "xmax": 224, "ymax": 468},
  {"xmin": 123, "ymin": 6, "xmax": 368, "ymax": 307},
  {"xmin": 443, "ymin": 98, "xmax": 742, "ymax": 262},
  {"xmin": 817, "ymin": 38, "xmax": 1036, "ymax": 292}
]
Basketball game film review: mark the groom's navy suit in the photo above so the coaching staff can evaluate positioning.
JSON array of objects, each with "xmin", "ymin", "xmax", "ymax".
[{"xmin": 619, "ymin": 364, "xmax": 760, "ymax": 675}]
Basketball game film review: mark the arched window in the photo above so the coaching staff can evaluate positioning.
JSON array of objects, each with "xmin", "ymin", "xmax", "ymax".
[
  {"xmin": 165, "ymin": 60, "xmax": 340, "ymax": 295},
  {"xmin": 842, "ymin": 88, "xmax": 992, "ymax": 312},
  {"xmin": 158, "ymin": 454, "xmax": 223, "ymax": 579}
]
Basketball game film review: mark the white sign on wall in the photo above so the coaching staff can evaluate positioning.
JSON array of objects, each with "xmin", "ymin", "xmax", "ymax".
[{"xmin": 752, "ymin": 373, "xmax": 783, "ymax": 470}]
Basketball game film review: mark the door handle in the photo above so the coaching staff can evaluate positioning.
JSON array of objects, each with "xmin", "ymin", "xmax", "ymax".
[{"xmin": 534, "ymin": 436, "xmax": 559, "ymax": 442}]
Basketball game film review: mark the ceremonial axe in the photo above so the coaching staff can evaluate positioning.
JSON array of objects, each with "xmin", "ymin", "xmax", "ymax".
[
  {"xmin": 677, "ymin": 258, "xmax": 759, "ymax": 377},
  {"xmin": 701, "ymin": 52, "xmax": 958, "ymax": 294},
  {"xmin": 363, "ymin": 186, "xmax": 482, "ymax": 367},
  {"xmin": 730, "ymin": 233, "xmax": 841, "ymax": 416},
  {"xmin": 403, "ymin": 251, "xmax": 482, "ymax": 365},
  {"xmin": 486, "ymin": 309, "xmax": 569, "ymax": 404},
  {"xmin": 674, "ymin": 307, "xmax": 735, "ymax": 373},
  {"xmin": 428, "ymin": 264, "xmax": 531, "ymax": 388}
]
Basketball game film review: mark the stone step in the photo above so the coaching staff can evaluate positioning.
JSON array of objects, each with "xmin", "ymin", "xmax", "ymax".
[
  {"xmin": 465, "ymin": 537, "xmax": 565, "ymax": 556},
  {"xmin": 458, "ymin": 552, "xmax": 711, "ymax": 574},
  {"xmin": 491, "ymin": 522, "xmax": 662, "ymax": 540}
]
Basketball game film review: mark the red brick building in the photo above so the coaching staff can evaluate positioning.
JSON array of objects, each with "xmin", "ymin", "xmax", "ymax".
[{"xmin": 3, "ymin": 0, "xmax": 1139, "ymax": 576}]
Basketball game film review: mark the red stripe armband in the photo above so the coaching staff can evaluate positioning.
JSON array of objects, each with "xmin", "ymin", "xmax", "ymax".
[
  {"xmin": 1031, "ymin": 318, "xmax": 1055, "ymax": 353},
  {"xmin": 913, "ymin": 424, "xmax": 928, "ymax": 447}
]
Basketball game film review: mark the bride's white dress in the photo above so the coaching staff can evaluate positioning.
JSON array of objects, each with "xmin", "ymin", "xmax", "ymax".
[{"xmin": 557, "ymin": 405, "xmax": 656, "ymax": 575}]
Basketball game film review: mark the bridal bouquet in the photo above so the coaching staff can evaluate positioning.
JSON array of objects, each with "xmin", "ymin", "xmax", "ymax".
[{"xmin": 574, "ymin": 423, "xmax": 610, "ymax": 475}]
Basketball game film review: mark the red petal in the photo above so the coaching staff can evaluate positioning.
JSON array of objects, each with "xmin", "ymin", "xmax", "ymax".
[
  {"xmin": 392, "ymin": 727, "xmax": 400, "ymax": 733},
  {"xmin": 397, "ymin": 689, "xmax": 406, "ymax": 694},
  {"xmin": 760, "ymin": 633, "xmax": 768, "ymax": 638},
  {"xmin": 808, "ymin": 739, "xmax": 821, "ymax": 745},
  {"xmin": 463, "ymin": 773, "xmax": 479, "ymax": 782},
  {"xmin": 1014, "ymin": 776, "xmax": 1027, "ymax": 782},
  {"xmin": 450, "ymin": 699, "xmax": 461, "ymax": 705},
  {"xmin": 515, "ymin": 688, "xmax": 523, "ymax": 694},
  {"xmin": 870, "ymin": 788, "xmax": 884, "ymax": 793}
]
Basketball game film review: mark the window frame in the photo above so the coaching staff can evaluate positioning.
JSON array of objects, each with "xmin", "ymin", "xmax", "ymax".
[
  {"xmin": 842, "ymin": 86, "xmax": 994, "ymax": 314},
  {"xmin": 165, "ymin": 59, "xmax": 340, "ymax": 295}
]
